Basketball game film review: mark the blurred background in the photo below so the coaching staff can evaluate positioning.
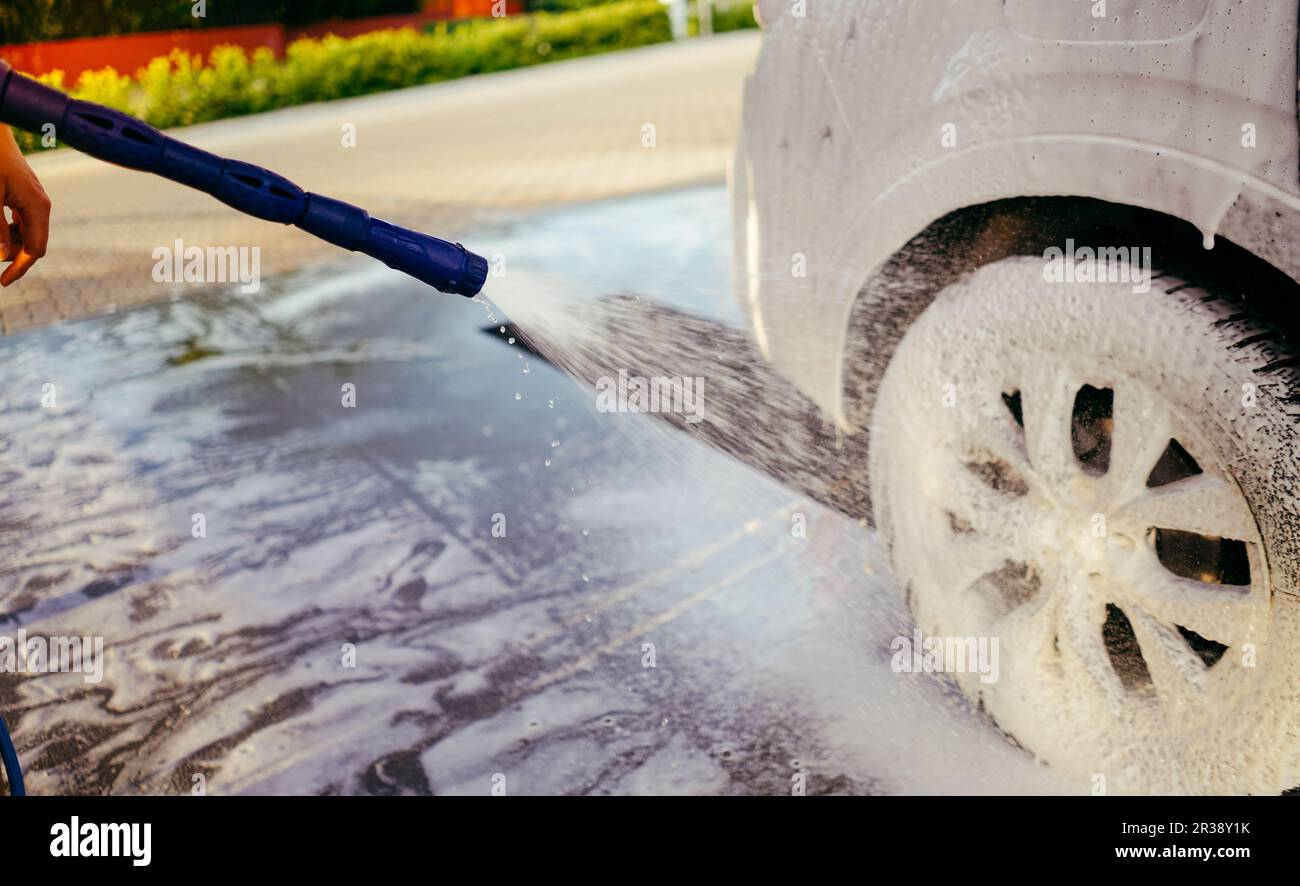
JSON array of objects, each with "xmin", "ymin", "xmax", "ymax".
[{"xmin": 0, "ymin": 0, "xmax": 756, "ymax": 330}]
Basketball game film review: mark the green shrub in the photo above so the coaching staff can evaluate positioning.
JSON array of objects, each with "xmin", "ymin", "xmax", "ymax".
[
  {"xmin": 12, "ymin": 1, "xmax": 673, "ymax": 152},
  {"xmin": 711, "ymin": 1, "xmax": 757, "ymax": 32},
  {"xmin": 689, "ymin": 0, "xmax": 757, "ymax": 35}
]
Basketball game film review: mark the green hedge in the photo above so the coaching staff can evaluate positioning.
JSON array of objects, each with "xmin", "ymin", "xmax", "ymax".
[
  {"xmin": 0, "ymin": 1, "xmax": 422, "ymax": 44},
  {"xmin": 690, "ymin": 0, "xmax": 757, "ymax": 35},
  {"xmin": 14, "ymin": 1, "xmax": 672, "ymax": 151},
  {"xmin": 710, "ymin": 1, "xmax": 757, "ymax": 32}
]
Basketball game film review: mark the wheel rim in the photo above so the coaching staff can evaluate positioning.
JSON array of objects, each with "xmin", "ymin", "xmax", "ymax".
[
  {"xmin": 936, "ymin": 367, "xmax": 1268, "ymax": 711},
  {"xmin": 871, "ymin": 264, "xmax": 1278, "ymax": 788}
]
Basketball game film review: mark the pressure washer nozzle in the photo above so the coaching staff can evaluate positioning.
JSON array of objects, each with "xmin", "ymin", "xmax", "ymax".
[{"xmin": 0, "ymin": 60, "xmax": 489, "ymax": 298}]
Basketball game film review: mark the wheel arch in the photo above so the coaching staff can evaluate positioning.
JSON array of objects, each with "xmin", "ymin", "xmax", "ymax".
[
  {"xmin": 818, "ymin": 187, "xmax": 1300, "ymax": 530},
  {"xmin": 733, "ymin": 0, "xmax": 1300, "ymax": 428},
  {"xmin": 734, "ymin": 137, "xmax": 1300, "ymax": 431}
]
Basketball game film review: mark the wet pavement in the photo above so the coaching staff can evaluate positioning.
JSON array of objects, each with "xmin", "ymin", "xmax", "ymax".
[{"xmin": 0, "ymin": 186, "xmax": 1075, "ymax": 795}]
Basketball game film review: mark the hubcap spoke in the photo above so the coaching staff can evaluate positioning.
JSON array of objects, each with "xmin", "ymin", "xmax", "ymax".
[
  {"xmin": 1019, "ymin": 370, "xmax": 1079, "ymax": 488},
  {"xmin": 1107, "ymin": 385, "xmax": 1174, "ymax": 502},
  {"xmin": 1126, "ymin": 607, "xmax": 1208, "ymax": 704},
  {"xmin": 939, "ymin": 458, "xmax": 1034, "ymax": 546},
  {"xmin": 932, "ymin": 533, "xmax": 1023, "ymax": 599},
  {"xmin": 994, "ymin": 567, "xmax": 1059, "ymax": 657},
  {"xmin": 953, "ymin": 389, "xmax": 1034, "ymax": 481},
  {"xmin": 1057, "ymin": 574, "xmax": 1127, "ymax": 704},
  {"xmin": 1111, "ymin": 547, "xmax": 1256, "ymax": 651},
  {"xmin": 1111, "ymin": 474, "xmax": 1257, "ymax": 543}
]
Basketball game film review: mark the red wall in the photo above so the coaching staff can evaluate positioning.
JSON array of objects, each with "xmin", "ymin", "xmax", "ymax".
[
  {"xmin": 451, "ymin": 0, "xmax": 526, "ymax": 18},
  {"xmin": 0, "ymin": 25, "xmax": 284, "ymax": 83},
  {"xmin": 0, "ymin": 1, "xmax": 524, "ymax": 84}
]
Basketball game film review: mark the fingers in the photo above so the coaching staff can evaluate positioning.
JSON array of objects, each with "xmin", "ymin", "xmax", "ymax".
[
  {"xmin": 0, "ymin": 221, "xmax": 19, "ymax": 262},
  {"xmin": 1, "ymin": 176, "xmax": 51, "ymax": 285},
  {"xmin": 12, "ymin": 191, "xmax": 49, "ymax": 261},
  {"xmin": 1, "ymin": 215, "xmax": 34, "ymax": 286},
  {"xmin": 0, "ymin": 248, "xmax": 38, "ymax": 287}
]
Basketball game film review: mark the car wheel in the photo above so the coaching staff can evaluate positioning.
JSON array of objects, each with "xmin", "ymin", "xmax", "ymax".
[{"xmin": 868, "ymin": 255, "xmax": 1300, "ymax": 794}]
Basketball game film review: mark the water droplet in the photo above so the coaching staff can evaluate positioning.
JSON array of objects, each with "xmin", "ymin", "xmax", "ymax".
[
  {"xmin": 522, "ymin": 363, "xmax": 531, "ymax": 374},
  {"xmin": 581, "ymin": 529, "xmax": 589, "ymax": 537},
  {"xmin": 471, "ymin": 295, "xmax": 498, "ymax": 324},
  {"xmin": 544, "ymin": 458, "xmax": 551, "ymax": 466},
  {"xmin": 550, "ymin": 439, "xmax": 560, "ymax": 448},
  {"xmin": 508, "ymin": 337, "xmax": 515, "ymax": 345},
  {"xmin": 514, "ymin": 392, "xmax": 522, "ymax": 401},
  {"xmin": 548, "ymin": 398, "xmax": 555, "ymax": 408}
]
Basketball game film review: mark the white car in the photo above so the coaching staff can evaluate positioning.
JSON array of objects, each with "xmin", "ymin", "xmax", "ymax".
[{"xmin": 733, "ymin": 0, "xmax": 1300, "ymax": 793}]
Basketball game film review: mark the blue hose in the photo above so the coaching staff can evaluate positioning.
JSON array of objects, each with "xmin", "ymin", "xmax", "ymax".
[
  {"xmin": 0, "ymin": 712, "xmax": 24, "ymax": 796},
  {"xmin": 0, "ymin": 59, "xmax": 488, "ymax": 298}
]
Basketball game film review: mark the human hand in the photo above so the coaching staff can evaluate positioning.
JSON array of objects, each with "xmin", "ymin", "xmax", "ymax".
[{"xmin": 0, "ymin": 124, "xmax": 51, "ymax": 286}]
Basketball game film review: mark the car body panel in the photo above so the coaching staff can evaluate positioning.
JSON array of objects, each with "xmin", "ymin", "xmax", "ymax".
[{"xmin": 733, "ymin": 0, "xmax": 1300, "ymax": 427}]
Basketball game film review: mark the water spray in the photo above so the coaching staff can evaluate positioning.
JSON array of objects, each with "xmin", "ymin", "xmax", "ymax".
[{"xmin": 0, "ymin": 60, "xmax": 488, "ymax": 298}]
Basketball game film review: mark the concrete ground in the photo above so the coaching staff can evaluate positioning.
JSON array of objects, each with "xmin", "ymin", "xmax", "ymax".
[{"xmin": 3, "ymin": 32, "xmax": 760, "ymax": 333}]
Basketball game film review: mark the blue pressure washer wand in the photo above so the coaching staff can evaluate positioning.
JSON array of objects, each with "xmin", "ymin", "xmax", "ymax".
[
  {"xmin": 0, "ymin": 60, "xmax": 488, "ymax": 298},
  {"xmin": 0, "ymin": 711, "xmax": 22, "ymax": 796}
]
